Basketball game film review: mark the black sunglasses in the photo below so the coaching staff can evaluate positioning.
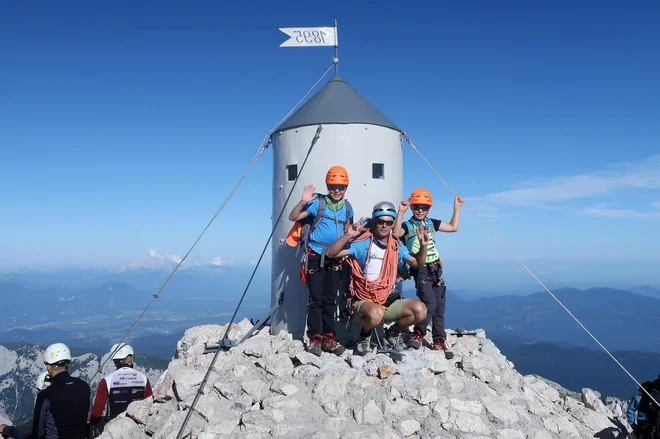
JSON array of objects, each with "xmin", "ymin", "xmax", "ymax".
[
  {"xmin": 412, "ymin": 205, "xmax": 430, "ymax": 211},
  {"xmin": 327, "ymin": 185, "xmax": 347, "ymax": 191},
  {"xmin": 376, "ymin": 219, "xmax": 394, "ymax": 226}
]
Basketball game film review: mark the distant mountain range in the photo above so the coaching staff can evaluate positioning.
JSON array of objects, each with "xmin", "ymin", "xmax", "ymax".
[
  {"xmin": 489, "ymin": 333, "xmax": 660, "ymax": 400},
  {"xmin": 630, "ymin": 284, "xmax": 660, "ymax": 299},
  {"xmin": 0, "ymin": 269, "xmax": 271, "ymax": 354},
  {"xmin": 440, "ymin": 286, "xmax": 660, "ymax": 353},
  {"xmin": 0, "ymin": 264, "xmax": 270, "ymax": 298},
  {"xmin": 2, "ymin": 267, "xmax": 660, "ymax": 403}
]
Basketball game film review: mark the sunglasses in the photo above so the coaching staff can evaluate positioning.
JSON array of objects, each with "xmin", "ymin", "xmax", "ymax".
[
  {"xmin": 376, "ymin": 219, "xmax": 394, "ymax": 226},
  {"xmin": 327, "ymin": 185, "xmax": 347, "ymax": 192},
  {"xmin": 412, "ymin": 205, "xmax": 430, "ymax": 211}
]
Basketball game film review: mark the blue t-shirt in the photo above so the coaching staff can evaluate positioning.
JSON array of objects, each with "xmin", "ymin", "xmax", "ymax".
[
  {"xmin": 305, "ymin": 198, "xmax": 353, "ymax": 254},
  {"xmin": 347, "ymin": 236, "xmax": 412, "ymax": 273}
]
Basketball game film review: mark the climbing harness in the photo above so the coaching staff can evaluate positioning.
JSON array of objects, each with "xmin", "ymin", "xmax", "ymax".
[
  {"xmin": 290, "ymin": 195, "xmax": 354, "ymax": 278},
  {"xmin": 401, "ymin": 133, "xmax": 660, "ymax": 410}
]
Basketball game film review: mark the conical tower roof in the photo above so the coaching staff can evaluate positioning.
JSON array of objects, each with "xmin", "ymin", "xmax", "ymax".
[{"xmin": 275, "ymin": 74, "xmax": 401, "ymax": 133}]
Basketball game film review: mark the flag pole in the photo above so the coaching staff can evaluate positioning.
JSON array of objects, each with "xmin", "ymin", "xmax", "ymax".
[{"xmin": 333, "ymin": 19, "xmax": 339, "ymax": 74}]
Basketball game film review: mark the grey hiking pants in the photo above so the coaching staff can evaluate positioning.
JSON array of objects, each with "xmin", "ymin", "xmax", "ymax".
[{"xmin": 412, "ymin": 263, "xmax": 447, "ymax": 340}]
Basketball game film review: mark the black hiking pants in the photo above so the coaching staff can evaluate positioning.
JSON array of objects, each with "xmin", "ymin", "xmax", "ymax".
[
  {"xmin": 305, "ymin": 253, "xmax": 346, "ymax": 338},
  {"xmin": 412, "ymin": 263, "xmax": 447, "ymax": 340}
]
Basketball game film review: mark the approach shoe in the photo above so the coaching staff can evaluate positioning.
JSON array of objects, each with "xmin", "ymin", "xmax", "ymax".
[
  {"xmin": 385, "ymin": 329, "xmax": 406, "ymax": 350},
  {"xmin": 407, "ymin": 330, "xmax": 424, "ymax": 350},
  {"xmin": 355, "ymin": 331, "xmax": 372, "ymax": 356},
  {"xmin": 322, "ymin": 333, "xmax": 346, "ymax": 356},
  {"xmin": 433, "ymin": 337, "xmax": 454, "ymax": 359},
  {"xmin": 306, "ymin": 334, "xmax": 324, "ymax": 357}
]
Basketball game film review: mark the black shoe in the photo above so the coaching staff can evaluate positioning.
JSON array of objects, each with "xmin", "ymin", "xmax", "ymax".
[
  {"xmin": 321, "ymin": 333, "xmax": 346, "ymax": 356},
  {"xmin": 306, "ymin": 334, "xmax": 323, "ymax": 357},
  {"xmin": 433, "ymin": 338, "xmax": 454, "ymax": 360}
]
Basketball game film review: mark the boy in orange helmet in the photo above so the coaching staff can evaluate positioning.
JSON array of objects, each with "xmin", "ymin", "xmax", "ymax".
[
  {"xmin": 288, "ymin": 166, "xmax": 353, "ymax": 356},
  {"xmin": 393, "ymin": 189, "xmax": 464, "ymax": 359}
]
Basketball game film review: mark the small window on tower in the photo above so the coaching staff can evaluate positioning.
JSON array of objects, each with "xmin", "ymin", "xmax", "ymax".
[
  {"xmin": 286, "ymin": 164, "xmax": 298, "ymax": 181},
  {"xmin": 372, "ymin": 163, "xmax": 385, "ymax": 179}
]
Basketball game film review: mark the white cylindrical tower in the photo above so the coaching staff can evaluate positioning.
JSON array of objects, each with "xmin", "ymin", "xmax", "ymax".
[{"xmin": 270, "ymin": 74, "xmax": 404, "ymax": 340}]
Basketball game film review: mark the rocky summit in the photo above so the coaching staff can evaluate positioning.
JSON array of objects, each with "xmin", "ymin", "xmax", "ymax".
[{"xmin": 97, "ymin": 319, "xmax": 631, "ymax": 439}]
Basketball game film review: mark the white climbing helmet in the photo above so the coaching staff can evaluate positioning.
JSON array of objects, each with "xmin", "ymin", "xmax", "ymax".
[
  {"xmin": 35, "ymin": 371, "xmax": 51, "ymax": 391},
  {"xmin": 111, "ymin": 343, "xmax": 134, "ymax": 361},
  {"xmin": 43, "ymin": 343, "xmax": 72, "ymax": 365}
]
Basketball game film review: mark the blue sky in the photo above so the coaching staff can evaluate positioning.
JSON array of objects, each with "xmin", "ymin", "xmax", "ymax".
[{"xmin": 1, "ymin": 1, "xmax": 659, "ymax": 288}]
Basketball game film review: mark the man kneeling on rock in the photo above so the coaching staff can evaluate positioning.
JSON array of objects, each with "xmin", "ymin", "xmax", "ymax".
[{"xmin": 325, "ymin": 201, "xmax": 428, "ymax": 356}]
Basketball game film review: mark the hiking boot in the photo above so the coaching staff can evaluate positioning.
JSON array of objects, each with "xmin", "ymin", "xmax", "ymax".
[
  {"xmin": 306, "ymin": 334, "xmax": 324, "ymax": 357},
  {"xmin": 433, "ymin": 337, "xmax": 454, "ymax": 359},
  {"xmin": 322, "ymin": 333, "xmax": 346, "ymax": 356},
  {"xmin": 355, "ymin": 331, "xmax": 372, "ymax": 356},
  {"xmin": 407, "ymin": 330, "xmax": 425, "ymax": 350},
  {"xmin": 385, "ymin": 329, "xmax": 406, "ymax": 350}
]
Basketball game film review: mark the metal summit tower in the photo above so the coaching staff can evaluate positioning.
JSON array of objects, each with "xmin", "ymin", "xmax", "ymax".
[{"xmin": 269, "ymin": 73, "xmax": 405, "ymax": 339}]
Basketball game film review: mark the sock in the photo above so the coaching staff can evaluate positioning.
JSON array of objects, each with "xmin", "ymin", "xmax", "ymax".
[{"xmin": 386, "ymin": 326, "xmax": 400, "ymax": 336}]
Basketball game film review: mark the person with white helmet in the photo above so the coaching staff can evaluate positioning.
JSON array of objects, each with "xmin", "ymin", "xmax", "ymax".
[
  {"xmin": 0, "ymin": 372, "xmax": 52, "ymax": 439},
  {"xmin": 89, "ymin": 343, "xmax": 152, "ymax": 433},
  {"xmin": 325, "ymin": 201, "xmax": 430, "ymax": 356},
  {"xmin": 28, "ymin": 342, "xmax": 90, "ymax": 439}
]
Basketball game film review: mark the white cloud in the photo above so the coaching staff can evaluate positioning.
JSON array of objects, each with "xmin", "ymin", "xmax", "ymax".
[
  {"xmin": 148, "ymin": 248, "xmax": 183, "ymax": 264},
  {"xmin": 148, "ymin": 249, "xmax": 164, "ymax": 261},
  {"xmin": 651, "ymin": 201, "xmax": 660, "ymax": 209},
  {"xmin": 582, "ymin": 207, "xmax": 660, "ymax": 219},
  {"xmin": 210, "ymin": 256, "xmax": 233, "ymax": 267},
  {"xmin": 469, "ymin": 155, "xmax": 660, "ymax": 209}
]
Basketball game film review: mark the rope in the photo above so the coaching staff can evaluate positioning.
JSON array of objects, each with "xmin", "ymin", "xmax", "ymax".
[
  {"xmin": 175, "ymin": 125, "xmax": 323, "ymax": 439},
  {"xmin": 346, "ymin": 232, "xmax": 401, "ymax": 306},
  {"xmin": 90, "ymin": 63, "xmax": 336, "ymax": 385},
  {"xmin": 402, "ymin": 134, "xmax": 660, "ymax": 409}
]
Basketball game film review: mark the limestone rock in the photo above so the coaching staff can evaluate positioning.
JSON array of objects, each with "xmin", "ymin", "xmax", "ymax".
[
  {"xmin": 170, "ymin": 366, "xmax": 204, "ymax": 401},
  {"xmin": 152, "ymin": 369, "xmax": 174, "ymax": 402},
  {"xmin": 354, "ymin": 399, "xmax": 384, "ymax": 425},
  {"xmin": 399, "ymin": 418, "xmax": 421, "ymax": 436},
  {"xmin": 126, "ymin": 396, "xmax": 153, "ymax": 425},
  {"xmin": 257, "ymin": 353, "xmax": 295, "ymax": 377},
  {"xmin": 270, "ymin": 380, "xmax": 299, "ymax": 396},
  {"xmin": 108, "ymin": 318, "xmax": 625, "ymax": 439},
  {"xmin": 582, "ymin": 387, "xmax": 607, "ymax": 413},
  {"xmin": 379, "ymin": 364, "xmax": 397, "ymax": 379}
]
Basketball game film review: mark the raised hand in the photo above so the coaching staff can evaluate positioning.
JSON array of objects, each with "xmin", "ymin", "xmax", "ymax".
[
  {"xmin": 346, "ymin": 218, "xmax": 367, "ymax": 238},
  {"xmin": 400, "ymin": 199, "xmax": 410, "ymax": 212},
  {"xmin": 301, "ymin": 184, "xmax": 317, "ymax": 203},
  {"xmin": 454, "ymin": 195, "xmax": 464, "ymax": 209},
  {"xmin": 416, "ymin": 225, "xmax": 429, "ymax": 247}
]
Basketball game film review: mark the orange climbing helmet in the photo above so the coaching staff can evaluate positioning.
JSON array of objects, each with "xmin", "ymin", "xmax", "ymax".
[
  {"xmin": 409, "ymin": 188, "xmax": 433, "ymax": 206},
  {"xmin": 325, "ymin": 166, "xmax": 349, "ymax": 186}
]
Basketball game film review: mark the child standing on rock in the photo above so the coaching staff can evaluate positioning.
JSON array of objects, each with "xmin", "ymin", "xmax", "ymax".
[{"xmin": 393, "ymin": 189, "xmax": 463, "ymax": 359}]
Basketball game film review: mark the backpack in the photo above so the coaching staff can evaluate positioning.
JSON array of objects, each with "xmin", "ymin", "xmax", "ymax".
[
  {"xmin": 286, "ymin": 194, "xmax": 353, "ymax": 281},
  {"xmin": 647, "ymin": 389, "xmax": 660, "ymax": 438}
]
